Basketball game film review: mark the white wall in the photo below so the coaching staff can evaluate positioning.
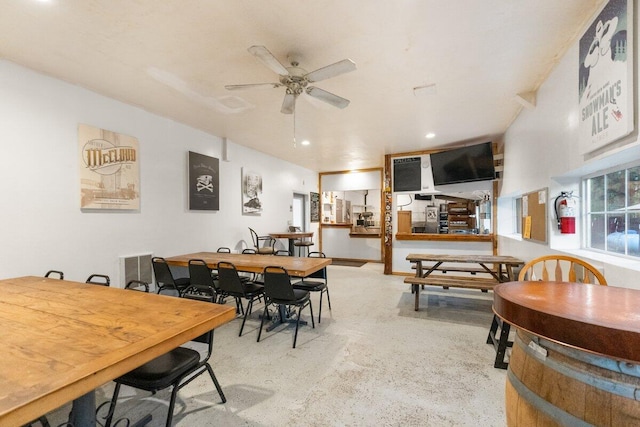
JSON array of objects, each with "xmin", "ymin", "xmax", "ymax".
[
  {"xmin": 0, "ymin": 60, "xmax": 318, "ymax": 285},
  {"xmin": 499, "ymin": 7, "xmax": 640, "ymax": 287}
]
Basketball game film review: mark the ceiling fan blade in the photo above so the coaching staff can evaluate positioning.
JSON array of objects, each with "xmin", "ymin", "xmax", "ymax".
[
  {"xmin": 281, "ymin": 93, "xmax": 296, "ymax": 114},
  {"xmin": 306, "ymin": 87, "xmax": 350, "ymax": 109},
  {"xmin": 225, "ymin": 82, "xmax": 281, "ymax": 90},
  {"xmin": 248, "ymin": 45, "xmax": 289, "ymax": 76},
  {"xmin": 305, "ymin": 59, "xmax": 356, "ymax": 83}
]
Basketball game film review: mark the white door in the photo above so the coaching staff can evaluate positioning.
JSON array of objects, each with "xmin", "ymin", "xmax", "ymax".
[{"xmin": 292, "ymin": 193, "xmax": 305, "ymax": 230}]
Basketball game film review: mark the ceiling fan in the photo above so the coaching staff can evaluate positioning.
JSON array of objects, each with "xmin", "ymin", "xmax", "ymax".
[{"xmin": 225, "ymin": 45, "xmax": 356, "ymax": 114}]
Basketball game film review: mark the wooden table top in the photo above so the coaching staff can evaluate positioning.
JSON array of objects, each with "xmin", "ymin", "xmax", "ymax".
[
  {"xmin": 0, "ymin": 276, "xmax": 235, "ymax": 426},
  {"xmin": 165, "ymin": 251, "xmax": 331, "ymax": 277},
  {"xmin": 406, "ymin": 254, "xmax": 524, "ymax": 265},
  {"xmin": 494, "ymin": 281, "xmax": 640, "ymax": 363},
  {"xmin": 268, "ymin": 231, "xmax": 314, "ymax": 239}
]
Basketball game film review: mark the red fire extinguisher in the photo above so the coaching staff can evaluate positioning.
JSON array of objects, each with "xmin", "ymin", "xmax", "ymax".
[{"xmin": 555, "ymin": 191, "xmax": 576, "ymax": 234}]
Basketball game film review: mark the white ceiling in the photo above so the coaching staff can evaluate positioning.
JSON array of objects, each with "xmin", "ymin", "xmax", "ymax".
[{"xmin": 0, "ymin": 0, "xmax": 604, "ymax": 172}]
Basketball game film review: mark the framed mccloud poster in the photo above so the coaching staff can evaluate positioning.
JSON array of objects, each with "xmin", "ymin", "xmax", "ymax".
[
  {"xmin": 242, "ymin": 168, "xmax": 263, "ymax": 215},
  {"xmin": 188, "ymin": 151, "xmax": 219, "ymax": 211},
  {"xmin": 79, "ymin": 124, "xmax": 140, "ymax": 210},
  {"xmin": 579, "ymin": 0, "xmax": 634, "ymax": 154}
]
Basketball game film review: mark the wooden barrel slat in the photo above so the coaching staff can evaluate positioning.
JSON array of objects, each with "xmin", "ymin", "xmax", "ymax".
[{"xmin": 507, "ymin": 330, "xmax": 640, "ymax": 426}]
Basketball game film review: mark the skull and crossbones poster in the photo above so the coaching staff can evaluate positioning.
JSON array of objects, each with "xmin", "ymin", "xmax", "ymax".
[{"xmin": 188, "ymin": 151, "xmax": 219, "ymax": 211}]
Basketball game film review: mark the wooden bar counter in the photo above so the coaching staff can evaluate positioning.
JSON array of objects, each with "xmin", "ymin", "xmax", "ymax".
[{"xmin": 493, "ymin": 281, "xmax": 640, "ymax": 426}]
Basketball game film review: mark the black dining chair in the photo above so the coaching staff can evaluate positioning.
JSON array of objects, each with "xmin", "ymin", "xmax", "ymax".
[
  {"xmin": 241, "ymin": 248, "xmax": 262, "ymax": 282},
  {"xmin": 258, "ymin": 266, "xmax": 314, "ymax": 348},
  {"xmin": 185, "ymin": 259, "xmax": 220, "ymax": 301},
  {"xmin": 44, "ymin": 270, "xmax": 64, "ymax": 280},
  {"xmin": 210, "ymin": 247, "xmax": 232, "ymax": 280},
  {"xmin": 152, "ymin": 256, "xmax": 190, "ymax": 296},
  {"xmin": 217, "ymin": 261, "xmax": 265, "ymax": 336},
  {"xmin": 104, "ymin": 286, "xmax": 226, "ymax": 427},
  {"xmin": 275, "ymin": 250, "xmax": 291, "ymax": 256},
  {"xmin": 293, "ymin": 251, "xmax": 331, "ymax": 323},
  {"xmin": 85, "ymin": 274, "xmax": 110, "ymax": 286}
]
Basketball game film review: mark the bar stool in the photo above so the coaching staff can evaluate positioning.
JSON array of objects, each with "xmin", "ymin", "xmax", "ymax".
[{"xmin": 289, "ymin": 226, "xmax": 313, "ymax": 257}]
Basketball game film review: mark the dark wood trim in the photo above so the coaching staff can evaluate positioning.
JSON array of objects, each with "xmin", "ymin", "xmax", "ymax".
[
  {"xmin": 320, "ymin": 223, "xmax": 353, "ymax": 228},
  {"xmin": 383, "ymin": 154, "xmax": 393, "ymax": 274},
  {"xmin": 349, "ymin": 233, "xmax": 382, "ymax": 238},
  {"xmin": 395, "ymin": 233, "xmax": 494, "ymax": 242}
]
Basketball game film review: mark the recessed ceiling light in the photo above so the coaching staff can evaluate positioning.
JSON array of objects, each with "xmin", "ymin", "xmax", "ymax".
[
  {"xmin": 425, "ymin": 133, "xmax": 436, "ymax": 139},
  {"xmin": 301, "ymin": 140, "xmax": 310, "ymax": 146}
]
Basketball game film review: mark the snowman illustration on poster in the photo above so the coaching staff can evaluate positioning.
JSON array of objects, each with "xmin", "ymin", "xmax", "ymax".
[{"xmin": 578, "ymin": 0, "xmax": 633, "ymax": 154}]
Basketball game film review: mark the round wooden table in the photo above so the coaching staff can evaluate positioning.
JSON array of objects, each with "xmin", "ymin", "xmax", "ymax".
[{"xmin": 493, "ymin": 281, "xmax": 640, "ymax": 426}]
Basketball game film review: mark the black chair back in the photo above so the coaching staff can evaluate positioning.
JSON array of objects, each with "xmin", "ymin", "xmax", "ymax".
[
  {"xmin": 263, "ymin": 266, "xmax": 296, "ymax": 301},
  {"xmin": 275, "ymin": 250, "xmax": 291, "ymax": 256},
  {"xmin": 182, "ymin": 287, "xmax": 216, "ymax": 344},
  {"xmin": 44, "ymin": 270, "xmax": 64, "ymax": 280},
  {"xmin": 125, "ymin": 280, "xmax": 149, "ymax": 292},
  {"xmin": 86, "ymin": 274, "xmax": 110, "ymax": 286},
  {"xmin": 307, "ymin": 252, "xmax": 328, "ymax": 280},
  {"xmin": 152, "ymin": 256, "xmax": 176, "ymax": 286},
  {"xmin": 188, "ymin": 259, "xmax": 215, "ymax": 288},
  {"xmin": 217, "ymin": 261, "xmax": 247, "ymax": 294},
  {"xmin": 242, "ymin": 248, "xmax": 257, "ymax": 254},
  {"xmin": 217, "ymin": 247, "xmax": 231, "ymax": 253}
]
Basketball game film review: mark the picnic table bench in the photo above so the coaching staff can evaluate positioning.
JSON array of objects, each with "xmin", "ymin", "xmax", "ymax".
[{"xmin": 405, "ymin": 253, "xmax": 524, "ymax": 369}]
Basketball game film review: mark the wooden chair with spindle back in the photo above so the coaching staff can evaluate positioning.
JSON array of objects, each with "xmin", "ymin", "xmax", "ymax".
[{"xmin": 518, "ymin": 254, "xmax": 607, "ymax": 285}]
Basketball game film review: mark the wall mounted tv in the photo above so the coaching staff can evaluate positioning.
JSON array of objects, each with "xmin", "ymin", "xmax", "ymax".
[{"xmin": 430, "ymin": 142, "xmax": 495, "ymax": 186}]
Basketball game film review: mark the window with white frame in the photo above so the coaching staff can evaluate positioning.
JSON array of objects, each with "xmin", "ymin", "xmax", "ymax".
[{"xmin": 584, "ymin": 164, "xmax": 640, "ymax": 257}]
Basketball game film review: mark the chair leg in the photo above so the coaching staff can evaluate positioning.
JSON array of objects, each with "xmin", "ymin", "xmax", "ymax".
[
  {"xmin": 308, "ymin": 300, "xmax": 315, "ymax": 329},
  {"xmin": 166, "ymin": 385, "xmax": 179, "ymax": 427},
  {"xmin": 257, "ymin": 304, "xmax": 268, "ymax": 342},
  {"xmin": 293, "ymin": 305, "xmax": 301, "ymax": 348},
  {"xmin": 319, "ymin": 287, "xmax": 331, "ymax": 323},
  {"xmin": 239, "ymin": 298, "xmax": 253, "ymax": 337},
  {"xmin": 103, "ymin": 382, "xmax": 122, "ymax": 427},
  {"xmin": 205, "ymin": 363, "xmax": 227, "ymax": 403}
]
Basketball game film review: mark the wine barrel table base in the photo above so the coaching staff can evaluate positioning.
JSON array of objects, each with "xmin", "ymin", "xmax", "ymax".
[
  {"xmin": 494, "ymin": 281, "xmax": 640, "ymax": 426},
  {"xmin": 506, "ymin": 330, "xmax": 640, "ymax": 426}
]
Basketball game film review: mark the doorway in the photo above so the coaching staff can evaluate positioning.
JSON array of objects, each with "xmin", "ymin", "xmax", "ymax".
[{"xmin": 292, "ymin": 193, "xmax": 306, "ymax": 230}]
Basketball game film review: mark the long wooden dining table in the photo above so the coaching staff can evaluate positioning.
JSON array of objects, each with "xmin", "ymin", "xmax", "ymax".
[
  {"xmin": 165, "ymin": 251, "xmax": 331, "ymax": 277},
  {"xmin": 0, "ymin": 276, "xmax": 235, "ymax": 427}
]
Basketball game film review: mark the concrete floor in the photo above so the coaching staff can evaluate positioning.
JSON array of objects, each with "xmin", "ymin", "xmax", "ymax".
[{"xmin": 46, "ymin": 263, "xmax": 507, "ymax": 426}]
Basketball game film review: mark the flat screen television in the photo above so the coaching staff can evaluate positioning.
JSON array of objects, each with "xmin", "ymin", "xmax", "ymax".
[{"xmin": 430, "ymin": 142, "xmax": 495, "ymax": 186}]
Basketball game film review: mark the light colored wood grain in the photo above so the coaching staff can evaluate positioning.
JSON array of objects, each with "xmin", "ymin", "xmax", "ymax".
[
  {"xmin": 0, "ymin": 276, "xmax": 235, "ymax": 426},
  {"xmin": 268, "ymin": 231, "xmax": 313, "ymax": 239},
  {"xmin": 507, "ymin": 330, "xmax": 640, "ymax": 426},
  {"xmin": 404, "ymin": 275, "xmax": 498, "ymax": 290},
  {"xmin": 406, "ymin": 254, "xmax": 523, "ymax": 265},
  {"xmin": 395, "ymin": 233, "xmax": 493, "ymax": 242},
  {"xmin": 165, "ymin": 252, "xmax": 331, "ymax": 277}
]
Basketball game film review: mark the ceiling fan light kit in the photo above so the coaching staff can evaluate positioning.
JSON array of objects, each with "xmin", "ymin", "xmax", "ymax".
[{"xmin": 225, "ymin": 45, "xmax": 356, "ymax": 115}]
